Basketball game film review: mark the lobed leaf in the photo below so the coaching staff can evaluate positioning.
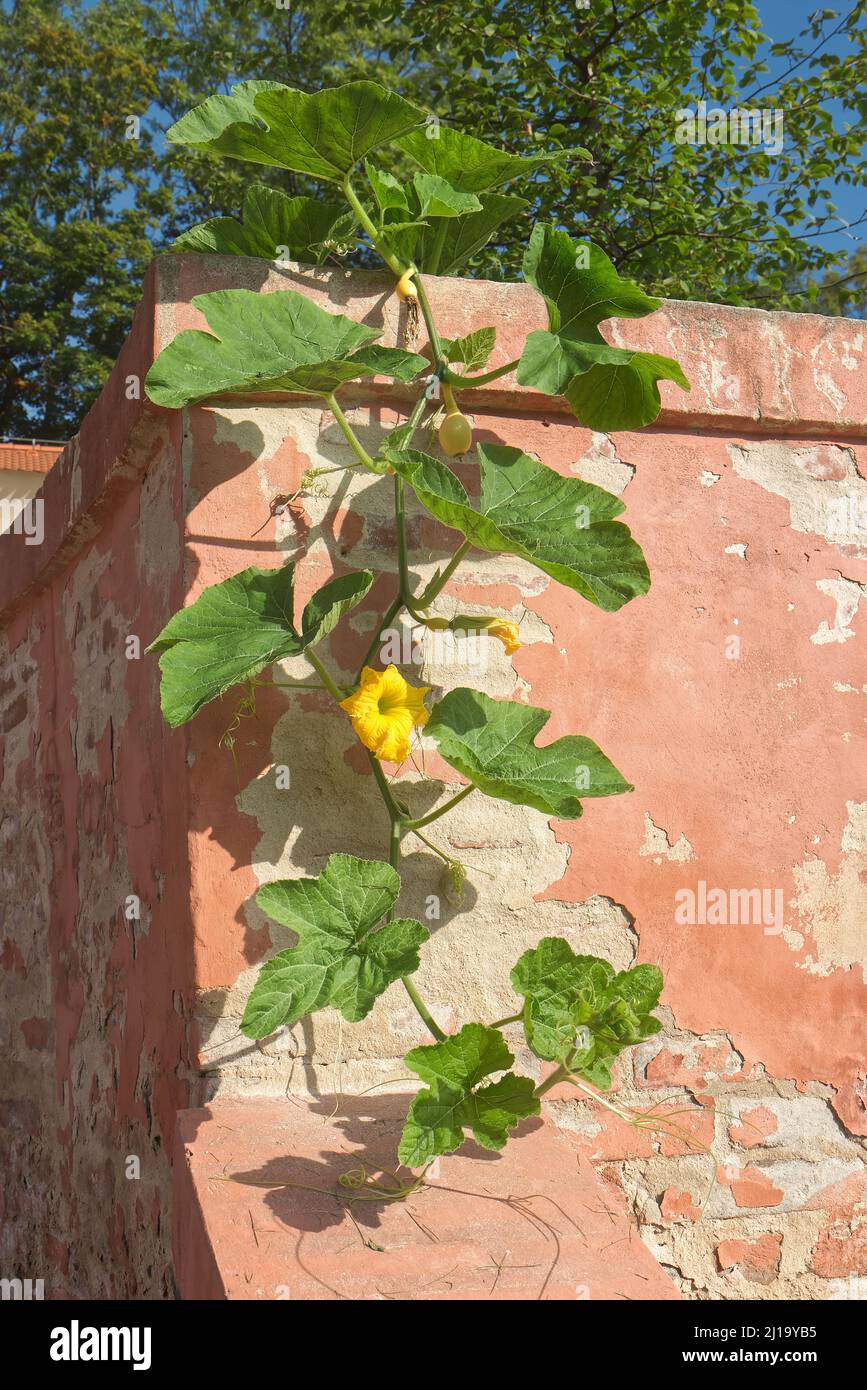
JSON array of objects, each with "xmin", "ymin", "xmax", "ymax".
[
  {"xmin": 146, "ymin": 562, "xmax": 373, "ymax": 726},
  {"xmin": 243, "ymin": 854, "xmax": 429, "ymax": 1037},
  {"xmin": 145, "ymin": 288, "xmax": 427, "ymax": 408},
  {"xmin": 168, "ymin": 80, "xmax": 427, "ymax": 182},
  {"xmin": 412, "ymin": 192, "xmax": 528, "ymax": 274},
  {"xmin": 517, "ymin": 224, "xmax": 690, "ymax": 430},
  {"xmin": 171, "ymin": 185, "xmax": 355, "ymax": 263},
  {"xmin": 385, "ymin": 441, "xmax": 649, "ymax": 612},
  {"xmin": 511, "ymin": 937, "xmax": 664, "ymax": 1081},
  {"xmin": 441, "ymin": 327, "xmax": 497, "ymax": 373},
  {"xmin": 396, "ymin": 124, "xmax": 590, "ymax": 193},
  {"xmin": 399, "ymin": 1023, "xmax": 539, "ymax": 1165},
  {"xmin": 426, "ymin": 687, "xmax": 632, "ymax": 819}
]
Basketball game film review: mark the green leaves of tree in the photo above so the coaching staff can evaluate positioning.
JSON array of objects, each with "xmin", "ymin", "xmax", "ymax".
[
  {"xmin": 399, "ymin": 1023, "xmax": 539, "ymax": 1166},
  {"xmin": 427, "ymin": 688, "xmax": 631, "ymax": 819},
  {"xmin": 144, "ymin": 288, "xmax": 427, "ymax": 408},
  {"xmin": 146, "ymin": 561, "xmax": 373, "ymax": 726},
  {"xmin": 385, "ymin": 442, "xmax": 649, "ymax": 612},
  {"xmin": 172, "ymin": 186, "xmax": 356, "ymax": 263},
  {"xmin": 242, "ymin": 855, "xmax": 429, "ymax": 1037},
  {"xmin": 511, "ymin": 938, "xmax": 663, "ymax": 1087},
  {"xmin": 167, "ymin": 80, "xmax": 427, "ymax": 182},
  {"xmin": 517, "ymin": 224, "xmax": 690, "ymax": 430}
]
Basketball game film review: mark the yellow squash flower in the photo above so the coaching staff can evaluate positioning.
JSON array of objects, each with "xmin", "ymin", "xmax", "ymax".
[
  {"xmin": 339, "ymin": 665, "xmax": 430, "ymax": 764},
  {"xmin": 486, "ymin": 618, "xmax": 522, "ymax": 655},
  {"xmin": 450, "ymin": 613, "xmax": 522, "ymax": 655}
]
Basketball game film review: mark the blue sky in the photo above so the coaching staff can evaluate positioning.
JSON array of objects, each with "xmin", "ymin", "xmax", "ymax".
[{"xmin": 752, "ymin": 0, "xmax": 864, "ymax": 251}]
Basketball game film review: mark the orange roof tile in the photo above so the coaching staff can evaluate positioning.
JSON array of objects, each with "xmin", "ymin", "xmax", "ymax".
[{"xmin": 0, "ymin": 442, "xmax": 64, "ymax": 473}]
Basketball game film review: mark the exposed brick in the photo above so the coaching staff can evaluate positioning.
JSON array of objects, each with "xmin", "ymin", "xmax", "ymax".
[
  {"xmin": 660, "ymin": 1187, "xmax": 702, "ymax": 1224},
  {"xmin": 636, "ymin": 1035, "xmax": 743, "ymax": 1089},
  {"xmin": 805, "ymin": 1170, "xmax": 867, "ymax": 1219},
  {"xmin": 564, "ymin": 1108, "xmax": 655, "ymax": 1161},
  {"xmin": 716, "ymin": 1232, "xmax": 783, "ymax": 1284},
  {"xmin": 659, "ymin": 1101, "xmax": 716, "ymax": 1156},
  {"xmin": 718, "ymin": 1163, "xmax": 785, "ymax": 1208},
  {"xmin": 810, "ymin": 1221, "xmax": 867, "ymax": 1278},
  {"xmin": 729, "ymin": 1105, "xmax": 779, "ymax": 1148}
]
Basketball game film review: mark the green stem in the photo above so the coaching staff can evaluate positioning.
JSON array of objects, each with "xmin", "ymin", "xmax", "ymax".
[
  {"xmin": 261, "ymin": 681, "xmax": 325, "ymax": 690},
  {"xmin": 400, "ymin": 389, "xmax": 430, "ymax": 449},
  {"xmin": 403, "ymin": 784, "xmax": 474, "ymax": 831},
  {"xmin": 425, "ymin": 220, "xmax": 449, "ymax": 277},
  {"xmin": 394, "ymin": 473, "xmax": 430, "ymax": 621},
  {"xmin": 305, "ymin": 649, "xmax": 347, "ymax": 703},
  {"xmin": 402, "ymin": 976, "xmax": 447, "ymax": 1042},
  {"xmin": 534, "ymin": 1048, "xmax": 578, "ymax": 1098},
  {"xmin": 490, "ymin": 1012, "xmax": 523, "ymax": 1029},
  {"xmin": 394, "ymin": 473, "xmax": 412, "ymax": 599},
  {"xmin": 356, "ymin": 594, "xmax": 403, "ymax": 679},
  {"xmin": 418, "ymin": 540, "xmax": 471, "ymax": 607},
  {"xmin": 367, "ymin": 750, "xmax": 405, "ymax": 823},
  {"xmin": 384, "ymin": 795, "xmax": 447, "ymax": 1044},
  {"xmin": 443, "ymin": 358, "xmax": 521, "ymax": 387},
  {"xmin": 410, "ymin": 827, "xmax": 455, "ymax": 866},
  {"xmin": 414, "ymin": 275, "xmax": 448, "ymax": 373},
  {"xmin": 308, "ymin": 461, "xmax": 365, "ymax": 479},
  {"xmin": 343, "ymin": 173, "xmax": 407, "ymax": 278},
  {"xmin": 326, "ymin": 393, "xmax": 382, "ymax": 473}
]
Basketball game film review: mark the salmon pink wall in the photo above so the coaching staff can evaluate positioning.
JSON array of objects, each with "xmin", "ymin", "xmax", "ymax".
[{"xmin": 1, "ymin": 255, "xmax": 864, "ymax": 1299}]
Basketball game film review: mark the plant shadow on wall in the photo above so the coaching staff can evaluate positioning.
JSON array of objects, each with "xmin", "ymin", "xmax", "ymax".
[
  {"xmin": 224, "ymin": 1095, "xmax": 527, "ymax": 1242},
  {"xmin": 145, "ymin": 81, "xmax": 692, "ymax": 1182}
]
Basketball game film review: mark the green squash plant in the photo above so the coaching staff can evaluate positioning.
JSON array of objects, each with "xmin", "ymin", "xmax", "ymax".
[{"xmin": 144, "ymin": 82, "xmax": 690, "ymax": 1170}]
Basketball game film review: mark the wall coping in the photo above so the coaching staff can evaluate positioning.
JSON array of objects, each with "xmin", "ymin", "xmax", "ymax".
[{"xmin": 2, "ymin": 251, "xmax": 864, "ymax": 624}]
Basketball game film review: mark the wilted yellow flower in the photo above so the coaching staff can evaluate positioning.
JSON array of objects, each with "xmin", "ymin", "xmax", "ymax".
[
  {"xmin": 339, "ymin": 665, "xmax": 430, "ymax": 764},
  {"xmin": 450, "ymin": 612, "xmax": 522, "ymax": 655},
  {"xmin": 486, "ymin": 618, "xmax": 521, "ymax": 655}
]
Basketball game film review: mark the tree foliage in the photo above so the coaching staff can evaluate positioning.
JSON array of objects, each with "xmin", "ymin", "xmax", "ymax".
[{"xmin": 2, "ymin": 0, "xmax": 864, "ymax": 436}]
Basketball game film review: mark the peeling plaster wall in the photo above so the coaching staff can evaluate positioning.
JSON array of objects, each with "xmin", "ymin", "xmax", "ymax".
[
  {"xmin": 1, "ymin": 255, "xmax": 865, "ymax": 1300},
  {"xmin": 0, "ymin": 296, "xmax": 197, "ymax": 1297}
]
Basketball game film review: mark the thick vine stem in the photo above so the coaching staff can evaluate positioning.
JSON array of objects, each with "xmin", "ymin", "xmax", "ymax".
[
  {"xmin": 342, "ymin": 171, "xmax": 407, "ymax": 279},
  {"xmin": 325, "ymin": 392, "xmax": 384, "ymax": 473},
  {"xmin": 388, "ymin": 810, "xmax": 447, "ymax": 1042},
  {"xmin": 443, "ymin": 358, "xmax": 521, "ymax": 387},
  {"xmin": 534, "ymin": 1056, "xmax": 576, "ymax": 1097},
  {"xmin": 305, "ymin": 649, "xmax": 347, "ymax": 703},
  {"xmin": 402, "ymin": 784, "xmax": 474, "ymax": 831},
  {"xmin": 489, "ymin": 1011, "xmax": 523, "ymax": 1029},
  {"xmin": 413, "ymin": 274, "xmax": 449, "ymax": 375}
]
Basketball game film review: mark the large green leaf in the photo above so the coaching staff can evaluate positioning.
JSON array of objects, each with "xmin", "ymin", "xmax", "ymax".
[
  {"xmin": 167, "ymin": 80, "xmax": 426, "ymax": 182},
  {"xmin": 426, "ymin": 688, "xmax": 632, "ymax": 819},
  {"xmin": 385, "ymin": 442, "xmax": 649, "ymax": 612},
  {"xmin": 517, "ymin": 224, "xmax": 690, "ymax": 430},
  {"xmin": 146, "ymin": 562, "xmax": 374, "ymax": 726},
  {"xmin": 412, "ymin": 192, "xmax": 528, "ymax": 274},
  {"xmin": 511, "ymin": 937, "xmax": 664, "ymax": 1083},
  {"xmin": 398, "ymin": 1023, "xmax": 539, "ymax": 1166},
  {"xmin": 242, "ymin": 855, "xmax": 428, "ymax": 1037},
  {"xmin": 172, "ymin": 186, "xmax": 356, "ymax": 263},
  {"xmin": 144, "ymin": 288, "xmax": 427, "ymax": 408},
  {"xmin": 396, "ymin": 124, "xmax": 589, "ymax": 192}
]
